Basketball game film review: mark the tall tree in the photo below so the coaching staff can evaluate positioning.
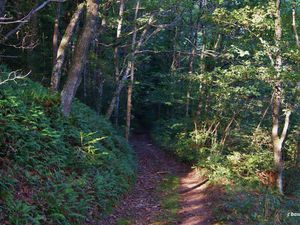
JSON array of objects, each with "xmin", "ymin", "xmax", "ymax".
[
  {"xmin": 272, "ymin": 0, "xmax": 291, "ymax": 195},
  {"xmin": 52, "ymin": 2, "xmax": 61, "ymax": 65},
  {"xmin": 292, "ymin": 0, "xmax": 300, "ymax": 51},
  {"xmin": 61, "ymin": 0, "xmax": 100, "ymax": 116},
  {"xmin": 51, "ymin": 3, "xmax": 85, "ymax": 91},
  {"xmin": 125, "ymin": 0, "xmax": 140, "ymax": 139},
  {"xmin": 114, "ymin": 0, "xmax": 125, "ymax": 126}
]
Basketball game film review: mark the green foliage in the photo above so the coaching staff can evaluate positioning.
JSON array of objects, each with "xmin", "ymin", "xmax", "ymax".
[
  {"xmin": 154, "ymin": 175, "xmax": 180, "ymax": 225},
  {"xmin": 152, "ymin": 116, "xmax": 299, "ymax": 224},
  {"xmin": 216, "ymin": 188, "xmax": 300, "ymax": 225},
  {"xmin": 0, "ymin": 80, "xmax": 136, "ymax": 224}
]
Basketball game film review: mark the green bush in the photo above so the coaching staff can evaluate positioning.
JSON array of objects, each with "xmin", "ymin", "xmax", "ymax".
[
  {"xmin": 0, "ymin": 80, "xmax": 136, "ymax": 224},
  {"xmin": 151, "ymin": 117, "xmax": 300, "ymax": 224}
]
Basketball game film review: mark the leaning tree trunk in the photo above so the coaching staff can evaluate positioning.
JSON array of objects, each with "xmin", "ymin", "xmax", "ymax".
[
  {"xmin": 51, "ymin": 3, "xmax": 85, "ymax": 92},
  {"xmin": 61, "ymin": 0, "xmax": 99, "ymax": 116}
]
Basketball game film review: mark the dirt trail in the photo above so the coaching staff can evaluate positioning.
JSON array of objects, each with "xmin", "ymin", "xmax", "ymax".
[{"xmin": 98, "ymin": 134, "xmax": 214, "ymax": 225}]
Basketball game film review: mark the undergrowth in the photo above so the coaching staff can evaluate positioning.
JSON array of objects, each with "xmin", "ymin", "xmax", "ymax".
[
  {"xmin": 151, "ymin": 118, "xmax": 300, "ymax": 225},
  {"xmin": 0, "ymin": 80, "xmax": 136, "ymax": 224}
]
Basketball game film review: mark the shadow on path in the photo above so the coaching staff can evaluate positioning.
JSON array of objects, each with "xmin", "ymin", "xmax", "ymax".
[{"xmin": 98, "ymin": 134, "xmax": 217, "ymax": 225}]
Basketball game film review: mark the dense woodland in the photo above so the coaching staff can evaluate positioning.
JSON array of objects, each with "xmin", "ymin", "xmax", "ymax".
[{"xmin": 0, "ymin": 0, "xmax": 299, "ymax": 224}]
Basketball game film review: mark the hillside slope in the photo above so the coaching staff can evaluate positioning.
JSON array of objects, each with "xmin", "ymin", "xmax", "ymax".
[{"xmin": 0, "ymin": 80, "xmax": 136, "ymax": 224}]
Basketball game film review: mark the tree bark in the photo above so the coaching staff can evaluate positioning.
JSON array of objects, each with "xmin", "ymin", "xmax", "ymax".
[
  {"xmin": 272, "ymin": 0, "xmax": 291, "ymax": 195},
  {"xmin": 114, "ymin": 0, "xmax": 125, "ymax": 126},
  {"xmin": 50, "ymin": 3, "xmax": 85, "ymax": 92},
  {"xmin": 292, "ymin": 0, "xmax": 300, "ymax": 50},
  {"xmin": 171, "ymin": 26, "xmax": 179, "ymax": 71},
  {"xmin": 61, "ymin": 0, "xmax": 99, "ymax": 116},
  {"xmin": 106, "ymin": 9, "xmax": 154, "ymax": 121},
  {"xmin": 125, "ymin": 0, "xmax": 140, "ymax": 140},
  {"xmin": 196, "ymin": 27, "xmax": 206, "ymax": 118},
  {"xmin": 52, "ymin": 2, "xmax": 61, "ymax": 66},
  {"xmin": 186, "ymin": 15, "xmax": 200, "ymax": 117}
]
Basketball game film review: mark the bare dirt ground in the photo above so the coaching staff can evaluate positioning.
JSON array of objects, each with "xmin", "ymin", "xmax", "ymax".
[{"xmin": 98, "ymin": 134, "xmax": 216, "ymax": 225}]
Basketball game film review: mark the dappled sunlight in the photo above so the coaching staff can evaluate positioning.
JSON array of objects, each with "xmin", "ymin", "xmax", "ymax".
[{"xmin": 178, "ymin": 169, "xmax": 215, "ymax": 225}]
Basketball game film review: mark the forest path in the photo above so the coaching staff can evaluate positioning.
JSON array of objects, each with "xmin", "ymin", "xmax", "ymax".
[{"xmin": 98, "ymin": 134, "xmax": 214, "ymax": 225}]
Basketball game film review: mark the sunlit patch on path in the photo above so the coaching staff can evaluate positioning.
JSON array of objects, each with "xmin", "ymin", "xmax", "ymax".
[{"xmin": 98, "ymin": 134, "xmax": 216, "ymax": 225}]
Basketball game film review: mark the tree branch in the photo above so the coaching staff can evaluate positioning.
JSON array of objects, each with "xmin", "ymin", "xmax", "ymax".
[
  {"xmin": 0, "ymin": 70, "xmax": 31, "ymax": 85},
  {"xmin": 280, "ymin": 109, "xmax": 292, "ymax": 144},
  {"xmin": 1, "ymin": 0, "xmax": 66, "ymax": 42}
]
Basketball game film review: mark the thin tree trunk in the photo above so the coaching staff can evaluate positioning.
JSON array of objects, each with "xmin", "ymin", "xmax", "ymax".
[
  {"xmin": 126, "ymin": 62, "xmax": 135, "ymax": 140},
  {"xmin": 114, "ymin": 0, "xmax": 125, "ymax": 126},
  {"xmin": 125, "ymin": 0, "xmax": 140, "ymax": 140},
  {"xmin": 171, "ymin": 26, "xmax": 179, "ymax": 71},
  {"xmin": 214, "ymin": 34, "xmax": 221, "ymax": 50},
  {"xmin": 96, "ymin": 72, "xmax": 104, "ymax": 114},
  {"xmin": 196, "ymin": 27, "xmax": 206, "ymax": 118},
  {"xmin": 51, "ymin": 3, "xmax": 85, "ymax": 92},
  {"xmin": 52, "ymin": 2, "xmax": 61, "ymax": 66},
  {"xmin": 106, "ymin": 65, "xmax": 131, "ymax": 119},
  {"xmin": 61, "ymin": 0, "xmax": 99, "ymax": 116},
  {"xmin": 106, "ymin": 10, "xmax": 154, "ymax": 120},
  {"xmin": 296, "ymin": 128, "xmax": 300, "ymax": 166},
  {"xmin": 292, "ymin": 1, "xmax": 300, "ymax": 167},
  {"xmin": 273, "ymin": 0, "xmax": 283, "ymax": 194},
  {"xmin": 272, "ymin": 0, "xmax": 292, "ymax": 195},
  {"xmin": 221, "ymin": 111, "xmax": 238, "ymax": 146},
  {"xmin": 292, "ymin": 0, "xmax": 300, "ymax": 50},
  {"xmin": 186, "ymin": 17, "xmax": 199, "ymax": 117}
]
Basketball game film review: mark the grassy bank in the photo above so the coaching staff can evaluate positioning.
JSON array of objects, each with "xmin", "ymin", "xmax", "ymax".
[{"xmin": 0, "ymin": 80, "xmax": 136, "ymax": 224}]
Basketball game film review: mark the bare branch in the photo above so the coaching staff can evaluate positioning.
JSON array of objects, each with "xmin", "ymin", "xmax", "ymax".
[
  {"xmin": 0, "ymin": 70, "xmax": 31, "ymax": 85},
  {"xmin": 280, "ymin": 109, "xmax": 292, "ymax": 144},
  {"xmin": 1, "ymin": 0, "xmax": 66, "ymax": 42}
]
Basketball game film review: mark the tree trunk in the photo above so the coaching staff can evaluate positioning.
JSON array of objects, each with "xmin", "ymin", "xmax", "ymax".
[
  {"xmin": 52, "ymin": 2, "xmax": 61, "ymax": 66},
  {"xmin": 83, "ymin": 62, "xmax": 88, "ymax": 101},
  {"xmin": 95, "ymin": 70, "xmax": 104, "ymax": 114},
  {"xmin": 114, "ymin": 0, "xmax": 125, "ymax": 126},
  {"xmin": 272, "ymin": 0, "xmax": 292, "ymax": 195},
  {"xmin": 125, "ymin": 0, "xmax": 140, "ymax": 140},
  {"xmin": 292, "ymin": 0, "xmax": 300, "ymax": 50},
  {"xmin": 196, "ymin": 27, "xmax": 206, "ymax": 118},
  {"xmin": 51, "ymin": 3, "xmax": 85, "ymax": 92},
  {"xmin": 125, "ymin": 62, "xmax": 134, "ymax": 140},
  {"xmin": 61, "ymin": 0, "xmax": 99, "ymax": 116},
  {"xmin": 106, "ymin": 1, "xmax": 152, "ymax": 121},
  {"xmin": 186, "ymin": 17, "xmax": 199, "ymax": 117},
  {"xmin": 171, "ymin": 26, "xmax": 179, "ymax": 71}
]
